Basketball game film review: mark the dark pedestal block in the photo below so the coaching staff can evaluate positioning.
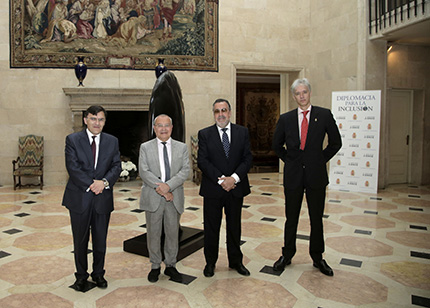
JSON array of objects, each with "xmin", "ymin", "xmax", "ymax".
[{"xmin": 123, "ymin": 227, "xmax": 204, "ymax": 261}]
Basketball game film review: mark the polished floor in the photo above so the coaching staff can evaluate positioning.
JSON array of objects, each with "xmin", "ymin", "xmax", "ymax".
[{"xmin": 0, "ymin": 173, "xmax": 429, "ymax": 308}]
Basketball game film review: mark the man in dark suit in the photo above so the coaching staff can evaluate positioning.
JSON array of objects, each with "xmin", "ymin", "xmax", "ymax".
[
  {"xmin": 198, "ymin": 98, "xmax": 253, "ymax": 277},
  {"xmin": 62, "ymin": 105, "xmax": 121, "ymax": 291},
  {"xmin": 272, "ymin": 78, "xmax": 342, "ymax": 276},
  {"xmin": 139, "ymin": 114, "xmax": 190, "ymax": 283}
]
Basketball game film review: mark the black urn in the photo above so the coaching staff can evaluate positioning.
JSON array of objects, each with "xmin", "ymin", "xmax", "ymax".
[
  {"xmin": 155, "ymin": 58, "xmax": 167, "ymax": 79},
  {"xmin": 74, "ymin": 56, "xmax": 87, "ymax": 87}
]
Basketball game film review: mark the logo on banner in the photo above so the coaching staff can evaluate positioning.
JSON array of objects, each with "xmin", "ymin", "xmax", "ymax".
[{"xmin": 330, "ymin": 90, "xmax": 381, "ymax": 193}]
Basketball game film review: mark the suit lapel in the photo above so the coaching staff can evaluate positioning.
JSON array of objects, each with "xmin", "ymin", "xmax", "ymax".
[
  {"xmin": 307, "ymin": 107, "xmax": 319, "ymax": 139},
  {"xmin": 78, "ymin": 130, "xmax": 94, "ymax": 166},
  {"xmin": 170, "ymin": 140, "xmax": 180, "ymax": 174},
  {"xmin": 211, "ymin": 124, "xmax": 226, "ymax": 157},
  {"xmin": 229, "ymin": 124, "xmax": 238, "ymax": 157},
  {"xmin": 97, "ymin": 133, "xmax": 106, "ymax": 169},
  {"xmin": 151, "ymin": 139, "xmax": 162, "ymax": 178},
  {"xmin": 292, "ymin": 108, "xmax": 300, "ymax": 143}
]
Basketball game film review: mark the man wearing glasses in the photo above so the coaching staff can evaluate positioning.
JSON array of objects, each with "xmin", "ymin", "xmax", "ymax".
[
  {"xmin": 62, "ymin": 105, "xmax": 121, "ymax": 292},
  {"xmin": 139, "ymin": 114, "xmax": 190, "ymax": 283},
  {"xmin": 198, "ymin": 98, "xmax": 253, "ymax": 277}
]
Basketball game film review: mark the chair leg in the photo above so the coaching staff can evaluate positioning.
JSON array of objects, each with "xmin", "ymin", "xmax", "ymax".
[
  {"xmin": 13, "ymin": 175, "xmax": 17, "ymax": 190},
  {"xmin": 40, "ymin": 175, "xmax": 43, "ymax": 190}
]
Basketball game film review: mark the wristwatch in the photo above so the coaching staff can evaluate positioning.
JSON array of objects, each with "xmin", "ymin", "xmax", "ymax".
[{"xmin": 102, "ymin": 178, "xmax": 109, "ymax": 188}]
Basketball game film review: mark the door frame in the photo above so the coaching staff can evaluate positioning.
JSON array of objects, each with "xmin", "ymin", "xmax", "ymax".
[
  {"xmin": 387, "ymin": 89, "xmax": 413, "ymax": 184},
  {"xmin": 386, "ymin": 88, "xmax": 425, "ymax": 185},
  {"xmin": 231, "ymin": 64, "xmax": 304, "ymax": 174}
]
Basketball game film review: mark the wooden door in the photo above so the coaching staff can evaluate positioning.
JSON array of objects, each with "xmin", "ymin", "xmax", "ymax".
[{"xmin": 388, "ymin": 90, "xmax": 412, "ymax": 184}]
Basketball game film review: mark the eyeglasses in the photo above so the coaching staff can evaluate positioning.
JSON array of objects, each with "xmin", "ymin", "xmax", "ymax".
[
  {"xmin": 213, "ymin": 108, "xmax": 229, "ymax": 114},
  {"xmin": 87, "ymin": 117, "xmax": 105, "ymax": 123},
  {"xmin": 155, "ymin": 124, "xmax": 172, "ymax": 128}
]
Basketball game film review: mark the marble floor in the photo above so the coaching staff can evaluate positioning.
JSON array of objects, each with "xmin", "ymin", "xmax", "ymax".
[{"xmin": 0, "ymin": 173, "xmax": 429, "ymax": 308}]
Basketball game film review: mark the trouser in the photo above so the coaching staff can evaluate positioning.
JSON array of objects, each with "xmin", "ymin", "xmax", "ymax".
[
  {"xmin": 282, "ymin": 185, "xmax": 326, "ymax": 262},
  {"xmin": 69, "ymin": 204, "xmax": 110, "ymax": 280},
  {"xmin": 145, "ymin": 198, "xmax": 180, "ymax": 269},
  {"xmin": 203, "ymin": 194, "xmax": 244, "ymax": 266}
]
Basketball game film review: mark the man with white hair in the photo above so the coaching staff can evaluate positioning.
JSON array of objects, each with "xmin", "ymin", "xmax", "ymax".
[
  {"xmin": 272, "ymin": 78, "xmax": 342, "ymax": 276},
  {"xmin": 139, "ymin": 114, "xmax": 190, "ymax": 283}
]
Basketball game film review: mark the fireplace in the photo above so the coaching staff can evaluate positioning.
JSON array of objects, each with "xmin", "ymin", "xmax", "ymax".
[
  {"xmin": 63, "ymin": 87, "xmax": 152, "ymax": 166},
  {"xmin": 103, "ymin": 111, "xmax": 148, "ymax": 166}
]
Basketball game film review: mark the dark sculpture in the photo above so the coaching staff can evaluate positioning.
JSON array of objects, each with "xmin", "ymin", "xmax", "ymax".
[{"xmin": 148, "ymin": 70, "xmax": 185, "ymax": 142}]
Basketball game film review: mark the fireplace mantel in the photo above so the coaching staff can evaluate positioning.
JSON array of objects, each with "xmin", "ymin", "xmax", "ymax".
[
  {"xmin": 63, "ymin": 87, "xmax": 152, "ymax": 131},
  {"xmin": 63, "ymin": 87, "xmax": 152, "ymax": 111}
]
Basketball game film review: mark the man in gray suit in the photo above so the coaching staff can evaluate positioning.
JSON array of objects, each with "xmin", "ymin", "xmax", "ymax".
[{"xmin": 139, "ymin": 114, "xmax": 190, "ymax": 283}]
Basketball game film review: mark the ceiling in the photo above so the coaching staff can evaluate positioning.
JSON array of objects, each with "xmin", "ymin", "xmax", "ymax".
[{"xmin": 375, "ymin": 19, "xmax": 430, "ymax": 46}]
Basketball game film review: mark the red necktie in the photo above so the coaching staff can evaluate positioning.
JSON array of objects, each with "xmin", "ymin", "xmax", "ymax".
[
  {"xmin": 300, "ymin": 110, "xmax": 309, "ymax": 150},
  {"xmin": 91, "ymin": 136, "xmax": 96, "ymax": 165}
]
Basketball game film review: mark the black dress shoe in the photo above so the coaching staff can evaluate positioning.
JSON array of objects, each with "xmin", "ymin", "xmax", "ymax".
[
  {"xmin": 203, "ymin": 264, "xmax": 215, "ymax": 277},
  {"xmin": 148, "ymin": 268, "xmax": 161, "ymax": 283},
  {"xmin": 229, "ymin": 263, "xmax": 250, "ymax": 276},
  {"xmin": 164, "ymin": 267, "xmax": 183, "ymax": 283},
  {"xmin": 73, "ymin": 279, "xmax": 87, "ymax": 292},
  {"xmin": 93, "ymin": 276, "xmax": 108, "ymax": 288},
  {"xmin": 313, "ymin": 259, "xmax": 334, "ymax": 276},
  {"xmin": 273, "ymin": 256, "xmax": 291, "ymax": 271}
]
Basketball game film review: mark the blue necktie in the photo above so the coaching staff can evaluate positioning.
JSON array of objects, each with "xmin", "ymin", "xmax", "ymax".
[
  {"xmin": 162, "ymin": 142, "xmax": 170, "ymax": 181},
  {"xmin": 221, "ymin": 128, "xmax": 230, "ymax": 158}
]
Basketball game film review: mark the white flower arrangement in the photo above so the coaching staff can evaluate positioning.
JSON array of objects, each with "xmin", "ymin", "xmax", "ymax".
[{"xmin": 120, "ymin": 161, "xmax": 137, "ymax": 180}]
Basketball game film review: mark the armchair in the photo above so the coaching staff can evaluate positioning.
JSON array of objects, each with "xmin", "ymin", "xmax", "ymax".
[
  {"xmin": 12, "ymin": 135, "xmax": 44, "ymax": 190},
  {"xmin": 190, "ymin": 135, "xmax": 201, "ymax": 185}
]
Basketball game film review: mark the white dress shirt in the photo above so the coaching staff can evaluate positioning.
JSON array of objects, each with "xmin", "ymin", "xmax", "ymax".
[
  {"xmin": 157, "ymin": 137, "xmax": 172, "ymax": 183},
  {"xmin": 86, "ymin": 129, "xmax": 100, "ymax": 169},
  {"xmin": 298, "ymin": 105, "xmax": 312, "ymax": 136},
  {"xmin": 216, "ymin": 123, "xmax": 240, "ymax": 184}
]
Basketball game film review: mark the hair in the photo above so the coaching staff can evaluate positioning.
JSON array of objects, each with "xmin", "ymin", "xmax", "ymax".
[
  {"xmin": 154, "ymin": 114, "xmax": 173, "ymax": 125},
  {"xmin": 290, "ymin": 78, "xmax": 312, "ymax": 94},
  {"xmin": 84, "ymin": 105, "xmax": 107, "ymax": 118},
  {"xmin": 212, "ymin": 98, "xmax": 231, "ymax": 111}
]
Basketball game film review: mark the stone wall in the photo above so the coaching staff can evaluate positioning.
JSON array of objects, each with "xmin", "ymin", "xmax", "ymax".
[
  {"xmin": 387, "ymin": 44, "xmax": 430, "ymax": 184},
  {"xmin": 1, "ymin": 0, "xmax": 408, "ymax": 186}
]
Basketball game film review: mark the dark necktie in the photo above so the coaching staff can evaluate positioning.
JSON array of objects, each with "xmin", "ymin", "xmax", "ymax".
[
  {"xmin": 221, "ymin": 128, "xmax": 230, "ymax": 158},
  {"xmin": 91, "ymin": 136, "xmax": 96, "ymax": 165},
  {"xmin": 162, "ymin": 142, "xmax": 170, "ymax": 181},
  {"xmin": 300, "ymin": 110, "xmax": 309, "ymax": 150}
]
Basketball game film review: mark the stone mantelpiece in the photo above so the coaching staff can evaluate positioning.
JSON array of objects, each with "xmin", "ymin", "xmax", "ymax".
[{"xmin": 63, "ymin": 87, "xmax": 152, "ymax": 131}]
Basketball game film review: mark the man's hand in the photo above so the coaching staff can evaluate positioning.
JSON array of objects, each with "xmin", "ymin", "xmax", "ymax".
[
  {"xmin": 90, "ymin": 180, "xmax": 105, "ymax": 195},
  {"xmin": 163, "ymin": 192, "xmax": 174, "ymax": 202},
  {"xmin": 155, "ymin": 182, "xmax": 170, "ymax": 195},
  {"xmin": 219, "ymin": 176, "xmax": 236, "ymax": 192}
]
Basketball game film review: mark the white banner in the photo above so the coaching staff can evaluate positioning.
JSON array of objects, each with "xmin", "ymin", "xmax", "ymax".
[{"xmin": 329, "ymin": 90, "xmax": 381, "ymax": 193}]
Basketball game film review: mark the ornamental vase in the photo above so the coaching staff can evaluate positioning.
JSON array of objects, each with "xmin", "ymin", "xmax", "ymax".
[
  {"xmin": 75, "ymin": 56, "xmax": 87, "ymax": 87},
  {"xmin": 155, "ymin": 58, "xmax": 167, "ymax": 79}
]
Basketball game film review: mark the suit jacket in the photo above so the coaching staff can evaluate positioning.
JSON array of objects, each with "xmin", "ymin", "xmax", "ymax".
[
  {"xmin": 272, "ymin": 106, "xmax": 342, "ymax": 189},
  {"xmin": 62, "ymin": 130, "xmax": 121, "ymax": 214},
  {"xmin": 198, "ymin": 123, "xmax": 252, "ymax": 199},
  {"xmin": 139, "ymin": 138, "xmax": 190, "ymax": 214}
]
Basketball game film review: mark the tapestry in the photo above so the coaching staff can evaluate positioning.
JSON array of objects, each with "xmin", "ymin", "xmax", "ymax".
[
  {"xmin": 10, "ymin": 0, "xmax": 218, "ymax": 71},
  {"xmin": 237, "ymin": 83, "xmax": 280, "ymax": 172}
]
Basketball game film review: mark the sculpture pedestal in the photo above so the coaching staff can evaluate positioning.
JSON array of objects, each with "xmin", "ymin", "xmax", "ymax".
[{"xmin": 123, "ymin": 227, "xmax": 204, "ymax": 261}]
